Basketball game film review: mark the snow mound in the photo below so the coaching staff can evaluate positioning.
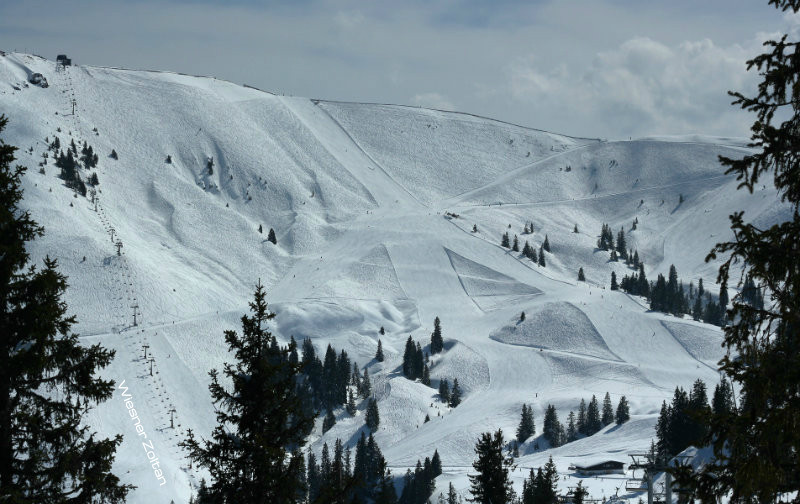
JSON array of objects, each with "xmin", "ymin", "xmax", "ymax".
[
  {"xmin": 490, "ymin": 302, "xmax": 620, "ymax": 361},
  {"xmin": 661, "ymin": 320, "xmax": 724, "ymax": 364},
  {"xmin": 316, "ymin": 244, "xmax": 407, "ymax": 300}
]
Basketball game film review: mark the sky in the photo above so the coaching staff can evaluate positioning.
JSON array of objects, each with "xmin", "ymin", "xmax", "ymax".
[{"xmin": 0, "ymin": 0, "xmax": 796, "ymax": 139}]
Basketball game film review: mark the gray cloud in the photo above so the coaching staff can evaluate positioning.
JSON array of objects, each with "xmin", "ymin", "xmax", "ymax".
[{"xmin": 0, "ymin": 0, "xmax": 791, "ymax": 138}]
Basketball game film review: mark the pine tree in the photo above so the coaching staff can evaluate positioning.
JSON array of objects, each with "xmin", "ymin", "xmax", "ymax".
[
  {"xmin": 438, "ymin": 379, "xmax": 451, "ymax": 404},
  {"xmin": 538, "ymin": 247, "xmax": 546, "ymax": 267},
  {"xmin": 431, "ymin": 316, "xmax": 444, "ymax": 354},
  {"xmin": 615, "ymin": 396, "xmax": 630, "ymax": 425},
  {"xmin": 566, "ymin": 411, "xmax": 578, "ymax": 442},
  {"xmin": 578, "ymin": 267, "xmax": 585, "ymax": 281},
  {"xmin": 512, "ymin": 235, "xmax": 519, "ymax": 252},
  {"xmin": 616, "ymin": 227, "xmax": 627, "ymax": 259},
  {"xmin": 711, "ymin": 379, "xmax": 734, "ymax": 417},
  {"xmin": 573, "ymin": 481, "xmax": 588, "ymax": 504},
  {"xmin": 577, "ymin": 398, "xmax": 587, "ymax": 435},
  {"xmin": 610, "ymin": 271, "xmax": 619, "ymax": 290},
  {"xmin": 522, "ymin": 240, "xmax": 531, "ymax": 258},
  {"xmin": 601, "ymin": 392, "xmax": 614, "ymax": 426},
  {"xmin": 516, "ymin": 404, "xmax": 535, "ymax": 443},
  {"xmin": 586, "ymin": 395, "xmax": 601, "ymax": 435},
  {"xmin": 366, "ymin": 398, "xmax": 380, "ymax": 431},
  {"xmin": 180, "ymin": 281, "xmax": 314, "ymax": 503},
  {"xmin": 323, "ymin": 409, "xmax": 336, "ymax": 433},
  {"xmin": 520, "ymin": 311, "xmax": 526, "ymax": 322},
  {"xmin": 402, "ymin": 336, "xmax": 415, "ymax": 378},
  {"xmin": 447, "ymin": 483, "xmax": 459, "ymax": 504},
  {"xmin": 542, "ymin": 405, "xmax": 562, "ymax": 447},
  {"xmin": 0, "ymin": 115, "xmax": 131, "ymax": 501},
  {"xmin": 449, "ymin": 379, "xmax": 462, "ymax": 407},
  {"xmin": 543, "ymin": 234, "xmax": 551, "ymax": 252},
  {"xmin": 258, "ymin": 224, "xmax": 263, "ymax": 233},
  {"xmin": 346, "ymin": 389, "xmax": 357, "ymax": 416},
  {"xmin": 267, "ymin": 228, "xmax": 277, "ymax": 244},
  {"xmin": 375, "ymin": 339, "xmax": 385, "ymax": 362},
  {"xmin": 361, "ymin": 368, "xmax": 372, "ymax": 399},
  {"xmin": 574, "ymin": 224, "xmax": 578, "ymax": 233},
  {"xmin": 468, "ymin": 430, "xmax": 514, "ymax": 504},
  {"xmin": 422, "ymin": 363, "xmax": 431, "ymax": 386},
  {"xmin": 501, "ymin": 232, "xmax": 510, "ymax": 248}
]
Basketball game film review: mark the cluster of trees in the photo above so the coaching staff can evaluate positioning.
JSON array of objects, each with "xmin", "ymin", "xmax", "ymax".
[
  {"xmin": 398, "ymin": 450, "xmax": 443, "ymax": 504},
  {"xmin": 597, "ymin": 223, "xmax": 643, "ymax": 264},
  {"xmin": 299, "ymin": 338, "xmax": 369, "ymax": 414},
  {"xmin": 520, "ymin": 456, "xmax": 560, "ymax": 504},
  {"xmin": 438, "ymin": 378, "xmax": 462, "ymax": 408},
  {"xmin": 402, "ymin": 336, "xmax": 430, "ymax": 384},
  {"xmin": 55, "ymin": 149, "xmax": 87, "ymax": 195},
  {"xmin": 539, "ymin": 393, "xmax": 630, "ymax": 448},
  {"xmin": 616, "ymin": 263, "xmax": 733, "ymax": 327},
  {"xmin": 503, "ymin": 230, "xmax": 550, "ymax": 267},
  {"xmin": 48, "ymin": 136, "xmax": 103, "ymax": 195},
  {"xmin": 656, "ymin": 379, "xmax": 734, "ymax": 459},
  {"xmin": 467, "ymin": 430, "xmax": 571, "ymax": 504}
]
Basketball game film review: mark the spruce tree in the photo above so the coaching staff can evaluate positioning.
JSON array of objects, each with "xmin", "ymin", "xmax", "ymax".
[
  {"xmin": 430, "ymin": 316, "xmax": 444, "ymax": 354},
  {"xmin": 267, "ymin": 228, "xmax": 277, "ymax": 244},
  {"xmin": 615, "ymin": 396, "xmax": 630, "ymax": 425},
  {"xmin": 616, "ymin": 227, "xmax": 627, "ymax": 259},
  {"xmin": 0, "ymin": 115, "xmax": 131, "ymax": 502},
  {"xmin": 577, "ymin": 398, "xmax": 587, "ymax": 435},
  {"xmin": 375, "ymin": 339, "xmax": 385, "ymax": 362},
  {"xmin": 601, "ymin": 392, "xmax": 614, "ymax": 426},
  {"xmin": 578, "ymin": 267, "xmax": 585, "ymax": 281},
  {"xmin": 438, "ymin": 379, "xmax": 450, "ymax": 404},
  {"xmin": 468, "ymin": 430, "xmax": 514, "ymax": 504},
  {"xmin": 180, "ymin": 281, "xmax": 314, "ymax": 503},
  {"xmin": 542, "ymin": 405, "xmax": 562, "ymax": 447},
  {"xmin": 512, "ymin": 235, "xmax": 519, "ymax": 252},
  {"xmin": 711, "ymin": 379, "xmax": 734, "ymax": 417},
  {"xmin": 543, "ymin": 234, "xmax": 551, "ymax": 252},
  {"xmin": 610, "ymin": 271, "xmax": 619, "ymax": 290},
  {"xmin": 538, "ymin": 247, "xmax": 546, "ymax": 267},
  {"xmin": 449, "ymin": 379, "xmax": 462, "ymax": 407},
  {"xmin": 586, "ymin": 395, "xmax": 601, "ymax": 435},
  {"xmin": 323, "ymin": 409, "xmax": 336, "ymax": 433},
  {"xmin": 501, "ymin": 232, "xmax": 510, "ymax": 248},
  {"xmin": 566, "ymin": 411, "xmax": 578, "ymax": 442},
  {"xmin": 361, "ymin": 368, "xmax": 371, "ymax": 399},
  {"xmin": 366, "ymin": 398, "xmax": 380, "ymax": 431},
  {"xmin": 516, "ymin": 404, "xmax": 535, "ymax": 443}
]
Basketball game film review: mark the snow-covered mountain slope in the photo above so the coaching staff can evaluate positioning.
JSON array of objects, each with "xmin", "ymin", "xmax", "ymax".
[{"xmin": 1, "ymin": 52, "xmax": 788, "ymax": 503}]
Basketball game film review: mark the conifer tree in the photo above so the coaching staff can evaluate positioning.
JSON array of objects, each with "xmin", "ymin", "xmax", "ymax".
[
  {"xmin": 538, "ymin": 247, "xmax": 546, "ymax": 267},
  {"xmin": 616, "ymin": 227, "xmax": 627, "ymax": 259},
  {"xmin": 366, "ymin": 398, "xmax": 380, "ymax": 431},
  {"xmin": 512, "ymin": 235, "xmax": 519, "ymax": 252},
  {"xmin": 430, "ymin": 316, "xmax": 444, "ymax": 354},
  {"xmin": 610, "ymin": 271, "xmax": 619, "ymax": 290},
  {"xmin": 543, "ymin": 405, "xmax": 563, "ymax": 447},
  {"xmin": 543, "ymin": 234, "xmax": 551, "ymax": 252},
  {"xmin": 574, "ymin": 224, "xmax": 578, "ymax": 233},
  {"xmin": 602, "ymin": 392, "xmax": 614, "ymax": 426},
  {"xmin": 615, "ymin": 396, "xmax": 630, "ymax": 425},
  {"xmin": 449, "ymin": 379, "xmax": 462, "ymax": 407},
  {"xmin": 577, "ymin": 398, "xmax": 587, "ymax": 435},
  {"xmin": 468, "ymin": 430, "xmax": 514, "ymax": 504},
  {"xmin": 323, "ymin": 409, "xmax": 336, "ymax": 433},
  {"xmin": 375, "ymin": 339, "xmax": 385, "ymax": 362},
  {"xmin": 180, "ymin": 281, "xmax": 314, "ymax": 503},
  {"xmin": 566, "ymin": 411, "xmax": 578, "ymax": 442},
  {"xmin": 516, "ymin": 404, "xmax": 536, "ymax": 443},
  {"xmin": 711, "ymin": 379, "xmax": 734, "ymax": 417},
  {"xmin": 422, "ymin": 364, "xmax": 431, "ymax": 386},
  {"xmin": 501, "ymin": 232, "xmax": 510, "ymax": 248},
  {"xmin": 586, "ymin": 395, "xmax": 602, "ymax": 435},
  {"xmin": 361, "ymin": 368, "xmax": 372, "ymax": 399},
  {"xmin": 346, "ymin": 389, "xmax": 357, "ymax": 416},
  {"xmin": 0, "ymin": 115, "xmax": 131, "ymax": 502},
  {"xmin": 578, "ymin": 267, "xmax": 585, "ymax": 281},
  {"xmin": 522, "ymin": 240, "xmax": 531, "ymax": 258},
  {"xmin": 438, "ymin": 379, "xmax": 450, "ymax": 404},
  {"xmin": 267, "ymin": 228, "xmax": 277, "ymax": 244}
]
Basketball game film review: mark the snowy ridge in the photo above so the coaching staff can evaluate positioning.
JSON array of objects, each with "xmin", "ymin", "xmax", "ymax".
[{"xmin": 0, "ymin": 52, "xmax": 788, "ymax": 503}]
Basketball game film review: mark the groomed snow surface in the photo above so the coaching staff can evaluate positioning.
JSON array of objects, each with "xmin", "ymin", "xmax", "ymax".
[{"xmin": 1, "ymin": 52, "xmax": 788, "ymax": 503}]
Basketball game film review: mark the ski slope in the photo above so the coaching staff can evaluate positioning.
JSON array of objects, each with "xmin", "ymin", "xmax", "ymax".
[{"xmin": 0, "ymin": 52, "xmax": 789, "ymax": 503}]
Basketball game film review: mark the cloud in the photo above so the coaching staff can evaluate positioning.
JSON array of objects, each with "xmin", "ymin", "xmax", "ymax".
[
  {"xmin": 507, "ymin": 36, "xmax": 760, "ymax": 138},
  {"xmin": 411, "ymin": 93, "xmax": 455, "ymax": 111}
]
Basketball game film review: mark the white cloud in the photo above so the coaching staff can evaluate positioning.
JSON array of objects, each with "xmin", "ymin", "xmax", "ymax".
[
  {"xmin": 507, "ymin": 36, "xmax": 760, "ymax": 138},
  {"xmin": 411, "ymin": 93, "xmax": 455, "ymax": 111}
]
